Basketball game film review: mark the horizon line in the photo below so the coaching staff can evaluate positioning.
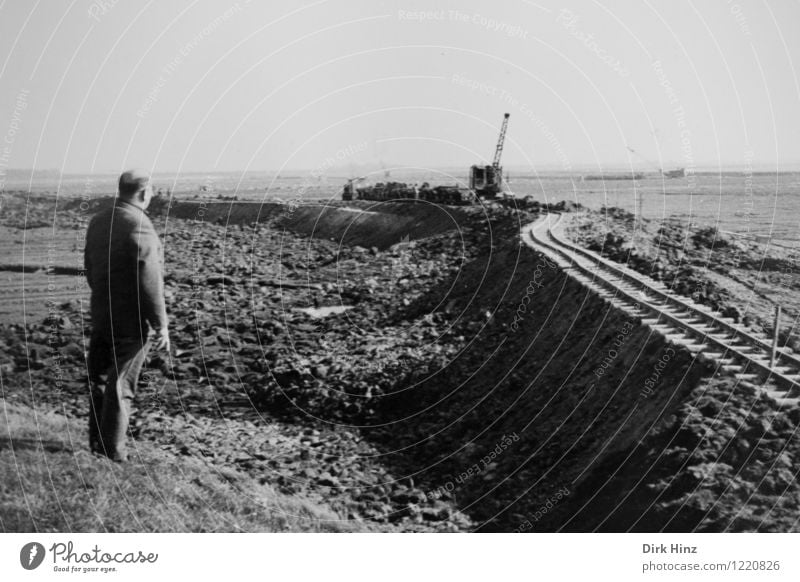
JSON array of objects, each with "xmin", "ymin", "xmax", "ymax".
[{"xmin": 4, "ymin": 162, "xmax": 800, "ymax": 177}]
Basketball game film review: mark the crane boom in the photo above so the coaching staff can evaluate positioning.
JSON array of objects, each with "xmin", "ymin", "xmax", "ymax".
[
  {"xmin": 626, "ymin": 146, "xmax": 661, "ymax": 172},
  {"xmin": 492, "ymin": 113, "xmax": 510, "ymax": 168}
]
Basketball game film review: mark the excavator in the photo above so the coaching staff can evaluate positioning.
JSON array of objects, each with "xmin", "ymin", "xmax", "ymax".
[{"xmin": 470, "ymin": 113, "xmax": 510, "ymax": 198}]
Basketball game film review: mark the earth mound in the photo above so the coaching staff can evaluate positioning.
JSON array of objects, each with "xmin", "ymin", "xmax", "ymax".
[{"xmin": 164, "ymin": 199, "xmax": 479, "ymax": 250}]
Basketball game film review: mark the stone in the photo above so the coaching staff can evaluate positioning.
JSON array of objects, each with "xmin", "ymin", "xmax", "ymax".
[
  {"xmin": 318, "ymin": 473, "xmax": 340, "ymax": 488},
  {"xmin": 62, "ymin": 342, "xmax": 84, "ymax": 359},
  {"xmin": 207, "ymin": 274, "xmax": 238, "ymax": 286}
]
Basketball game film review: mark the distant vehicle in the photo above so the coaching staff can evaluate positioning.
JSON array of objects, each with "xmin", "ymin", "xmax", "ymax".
[{"xmin": 661, "ymin": 167, "xmax": 686, "ymax": 179}]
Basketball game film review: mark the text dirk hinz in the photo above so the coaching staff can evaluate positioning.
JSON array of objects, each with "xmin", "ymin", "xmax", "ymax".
[{"xmin": 643, "ymin": 543, "xmax": 697, "ymax": 554}]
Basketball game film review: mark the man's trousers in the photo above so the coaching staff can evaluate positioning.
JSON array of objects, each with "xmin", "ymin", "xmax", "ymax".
[{"xmin": 88, "ymin": 332, "xmax": 151, "ymax": 462}]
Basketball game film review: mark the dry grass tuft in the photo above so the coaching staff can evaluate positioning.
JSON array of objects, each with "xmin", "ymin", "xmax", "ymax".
[{"xmin": 0, "ymin": 401, "xmax": 357, "ymax": 532}]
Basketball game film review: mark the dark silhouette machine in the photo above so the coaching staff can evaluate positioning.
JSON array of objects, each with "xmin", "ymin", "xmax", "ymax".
[
  {"xmin": 469, "ymin": 113, "xmax": 510, "ymax": 198},
  {"xmin": 341, "ymin": 176, "xmax": 366, "ymax": 201}
]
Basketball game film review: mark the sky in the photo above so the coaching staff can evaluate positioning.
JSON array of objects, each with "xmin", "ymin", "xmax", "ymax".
[{"xmin": 0, "ymin": 0, "xmax": 798, "ymax": 176}]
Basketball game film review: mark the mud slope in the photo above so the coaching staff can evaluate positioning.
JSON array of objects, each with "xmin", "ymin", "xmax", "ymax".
[
  {"xmin": 538, "ymin": 372, "xmax": 800, "ymax": 532},
  {"xmin": 365, "ymin": 224, "xmax": 730, "ymax": 531},
  {"xmin": 165, "ymin": 200, "xmax": 475, "ymax": 250}
]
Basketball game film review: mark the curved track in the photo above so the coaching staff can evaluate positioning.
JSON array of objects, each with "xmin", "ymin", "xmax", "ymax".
[{"xmin": 522, "ymin": 213, "xmax": 800, "ymax": 404}]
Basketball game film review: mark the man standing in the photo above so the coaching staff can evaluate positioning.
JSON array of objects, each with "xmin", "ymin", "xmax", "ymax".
[{"xmin": 84, "ymin": 169, "xmax": 170, "ymax": 462}]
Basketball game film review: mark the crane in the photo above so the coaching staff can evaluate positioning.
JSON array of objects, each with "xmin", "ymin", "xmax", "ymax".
[
  {"xmin": 626, "ymin": 146, "xmax": 660, "ymax": 172},
  {"xmin": 627, "ymin": 145, "xmax": 685, "ymax": 178},
  {"xmin": 470, "ymin": 113, "xmax": 510, "ymax": 198},
  {"xmin": 493, "ymin": 113, "xmax": 510, "ymax": 168}
]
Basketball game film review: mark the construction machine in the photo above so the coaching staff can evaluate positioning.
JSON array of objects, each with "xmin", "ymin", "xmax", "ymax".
[
  {"xmin": 341, "ymin": 176, "xmax": 366, "ymax": 200},
  {"xmin": 470, "ymin": 113, "xmax": 509, "ymax": 198}
]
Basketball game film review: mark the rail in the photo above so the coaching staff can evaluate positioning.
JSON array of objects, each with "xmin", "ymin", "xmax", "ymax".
[{"xmin": 522, "ymin": 213, "xmax": 800, "ymax": 399}]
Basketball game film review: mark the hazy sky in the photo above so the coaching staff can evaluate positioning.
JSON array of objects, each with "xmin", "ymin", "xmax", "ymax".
[{"xmin": 0, "ymin": 0, "xmax": 798, "ymax": 175}]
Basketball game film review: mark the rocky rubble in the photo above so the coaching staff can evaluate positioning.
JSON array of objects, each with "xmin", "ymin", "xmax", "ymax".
[
  {"xmin": 1, "ymin": 198, "xmax": 521, "ymax": 532},
  {"xmin": 4, "ymin": 195, "xmax": 799, "ymax": 532}
]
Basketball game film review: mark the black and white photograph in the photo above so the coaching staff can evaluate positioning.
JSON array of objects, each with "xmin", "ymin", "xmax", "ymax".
[{"xmin": 1, "ymin": 0, "xmax": 799, "ymax": 578}]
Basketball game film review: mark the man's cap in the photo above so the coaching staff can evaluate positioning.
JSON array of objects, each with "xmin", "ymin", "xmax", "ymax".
[{"xmin": 118, "ymin": 169, "xmax": 151, "ymax": 196}]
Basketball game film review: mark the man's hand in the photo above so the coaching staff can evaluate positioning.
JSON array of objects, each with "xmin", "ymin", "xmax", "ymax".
[{"xmin": 152, "ymin": 326, "xmax": 170, "ymax": 353}]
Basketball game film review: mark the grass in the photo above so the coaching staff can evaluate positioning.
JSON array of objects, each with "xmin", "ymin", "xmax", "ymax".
[{"xmin": 0, "ymin": 400, "xmax": 357, "ymax": 532}]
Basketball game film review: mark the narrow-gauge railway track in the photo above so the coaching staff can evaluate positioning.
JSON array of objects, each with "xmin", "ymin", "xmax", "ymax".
[{"xmin": 522, "ymin": 213, "xmax": 800, "ymax": 404}]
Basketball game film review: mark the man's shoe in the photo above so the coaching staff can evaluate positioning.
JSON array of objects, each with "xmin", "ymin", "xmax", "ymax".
[
  {"xmin": 107, "ymin": 450, "xmax": 128, "ymax": 463},
  {"xmin": 90, "ymin": 442, "xmax": 127, "ymax": 463}
]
